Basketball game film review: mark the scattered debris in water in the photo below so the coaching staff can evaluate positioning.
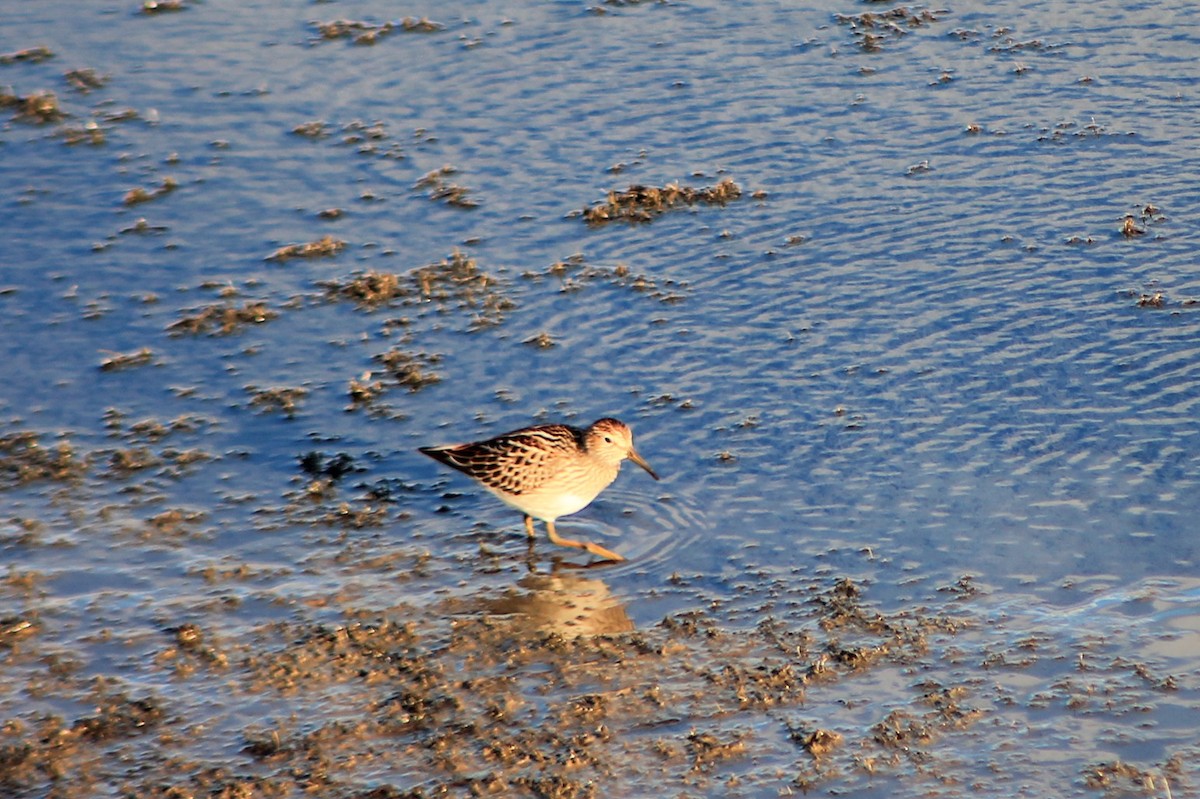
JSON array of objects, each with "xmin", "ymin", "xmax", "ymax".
[
  {"xmin": 522, "ymin": 253, "xmax": 688, "ymax": 303},
  {"xmin": 833, "ymin": 6, "xmax": 945, "ymax": 52}
]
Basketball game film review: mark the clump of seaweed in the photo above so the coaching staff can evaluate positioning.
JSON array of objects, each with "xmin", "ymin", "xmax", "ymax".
[
  {"xmin": 0, "ymin": 89, "xmax": 66, "ymax": 123},
  {"xmin": 64, "ymin": 68, "xmax": 107, "ymax": 93},
  {"xmin": 0, "ymin": 46, "xmax": 54, "ymax": 64},
  {"xmin": 327, "ymin": 270, "xmax": 402, "ymax": 310},
  {"xmin": 99, "ymin": 347, "xmax": 155, "ymax": 372},
  {"xmin": 124, "ymin": 177, "xmax": 178, "ymax": 206},
  {"xmin": 246, "ymin": 385, "xmax": 309, "ymax": 418},
  {"xmin": 313, "ymin": 17, "xmax": 444, "ymax": 45},
  {"xmin": 789, "ymin": 726, "xmax": 843, "ymax": 757},
  {"xmin": 375, "ymin": 350, "xmax": 442, "ymax": 392},
  {"xmin": 1082, "ymin": 760, "xmax": 1168, "ymax": 794},
  {"xmin": 59, "ymin": 120, "xmax": 106, "ymax": 146},
  {"xmin": 687, "ymin": 731, "xmax": 747, "ymax": 773},
  {"xmin": 291, "ymin": 120, "xmax": 328, "ymax": 138},
  {"xmin": 523, "ymin": 332, "xmax": 556, "ymax": 349},
  {"xmin": 167, "ymin": 301, "xmax": 278, "ymax": 336},
  {"xmin": 265, "ymin": 235, "xmax": 346, "ymax": 263},
  {"xmin": 0, "ymin": 431, "xmax": 84, "ymax": 487},
  {"xmin": 414, "ymin": 165, "xmax": 478, "ymax": 208},
  {"xmin": 579, "ymin": 177, "xmax": 742, "ymax": 224},
  {"xmin": 347, "ymin": 374, "xmax": 387, "ymax": 413}
]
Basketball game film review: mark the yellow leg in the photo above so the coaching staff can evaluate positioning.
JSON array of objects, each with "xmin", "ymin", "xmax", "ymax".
[
  {"xmin": 545, "ymin": 520, "xmax": 625, "ymax": 562},
  {"xmin": 523, "ymin": 515, "xmax": 536, "ymax": 539}
]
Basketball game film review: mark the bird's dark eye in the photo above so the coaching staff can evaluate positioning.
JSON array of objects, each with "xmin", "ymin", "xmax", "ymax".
[{"xmin": 604, "ymin": 436, "xmax": 612, "ymax": 443}]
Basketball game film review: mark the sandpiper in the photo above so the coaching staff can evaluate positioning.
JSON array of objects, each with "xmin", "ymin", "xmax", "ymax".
[{"xmin": 419, "ymin": 417, "xmax": 658, "ymax": 562}]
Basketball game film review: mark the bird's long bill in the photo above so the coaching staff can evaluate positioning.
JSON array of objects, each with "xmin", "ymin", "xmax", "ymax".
[{"xmin": 629, "ymin": 447, "xmax": 659, "ymax": 481}]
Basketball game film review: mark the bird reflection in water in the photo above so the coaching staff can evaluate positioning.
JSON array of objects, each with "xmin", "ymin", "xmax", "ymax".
[{"xmin": 481, "ymin": 560, "xmax": 632, "ymax": 639}]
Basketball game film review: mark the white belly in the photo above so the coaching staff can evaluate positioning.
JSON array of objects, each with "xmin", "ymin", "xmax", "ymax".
[{"xmin": 493, "ymin": 488, "xmax": 596, "ymax": 521}]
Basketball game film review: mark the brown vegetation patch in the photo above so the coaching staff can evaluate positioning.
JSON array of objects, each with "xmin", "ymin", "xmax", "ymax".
[
  {"xmin": 64, "ymin": 68, "xmax": 107, "ymax": 93},
  {"xmin": 0, "ymin": 89, "xmax": 65, "ymax": 123},
  {"xmin": 579, "ymin": 177, "xmax": 741, "ymax": 224},
  {"xmin": 0, "ymin": 693, "xmax": 163, "ymax": 791},
  {"xmin": 325, "ymin": 270, "xmax": 403, "ymax": 310},
  {"xmin": 215, "ymin": 573, "xmax": 967, "ymax": 795},
  {"xmin": 687, "ymin": 730, "xmax": 747, "ymax": 772},
  {"xmin": 0, "ymin": 560, "xmax": 1007, "ymax": 799},
  {"xmin": 247, "ymin": 385, "xmax": 309, "ymax": 418},
  {"xmin": 0, "ymin": 47, "xmax": 54, "ymax": 65},
  {"xmin": 414, "ymin": 165, "xmax": 478, "ymax": 208},
  {"xmin": 375, "ymin": 349, "xmax": 442, "ymax": 392},
  {"xmin": 0, "ymin": 432, "xmax": 83, "ymax": 488},
  {"xmin": 347, "ymin": 374, "xmax": 386, "ymax": 413},
  {"xmin": 124, "ymin": 177, "xmax": 178, "ymax": 206},
  {"xmin": 107, "ymin": 445, "xmax": 160, "ymax": 476},
  {"xmin": 160, "ymin": 623, "xmax": 229, "ymax": 671},
  {"xmin": 313, "ymin": 17, "xmax": 444, "ymax": 45},
  {"xmin": 99, "ymin": 347, "xmax": 155, "ymax": 371},
  {"xmin": 1083, "ymin": 760, "xmax": 1171, "ymax": 795},
  {"xmin": 59, "ymin": 121, "xmax": 106, "ymax": 146},
  {"xmin": 291, "ymin": 120, "xmax": 328, "ymax": 138},
  {"xmin": 103, "ymin": 409, "xmax": 209, "ymax": 442},
  {"xmin": 524, "ymin": 332, "xmax": 556, "ymax": 349},
  {"xmin": 265, "ymin": 234, "xmax": 346, "ymax": 263},
  {"xmin": 167, "ymin": 300, "xmax": 278, "ymax": 335},
  {"xmin": 793, "ymin": 727, "xmax": 843, "ymax": 757}
]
